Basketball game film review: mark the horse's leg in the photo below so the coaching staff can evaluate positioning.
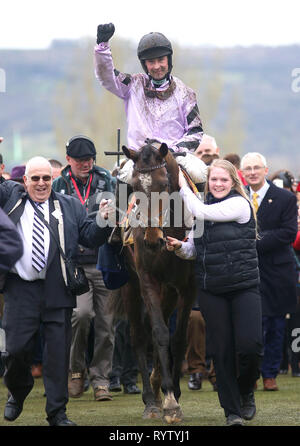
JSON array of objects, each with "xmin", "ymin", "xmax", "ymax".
[
  {"xmin": 150, "ymin": 348, "xmax": 163, "ymax": 409},
  {"xmin": 141, "ymin": 276, "xmax": 182, "ymax": 424},
  {"xmin": 170, "ymin": 282, "xmax": 196, "ymax": 403},
  {"xmin": 124, "ymin": 283, "xmax": 161, "ymax": 419}
]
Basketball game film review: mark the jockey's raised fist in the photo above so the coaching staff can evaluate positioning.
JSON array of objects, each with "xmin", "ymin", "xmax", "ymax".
[{"xmin": 97, "ymin": 23, "xmax": 115, "ymax": 44}]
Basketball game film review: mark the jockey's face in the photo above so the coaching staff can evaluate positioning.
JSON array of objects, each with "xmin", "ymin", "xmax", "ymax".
[
  {"xmin": 208, "ymin": 167, "xmax": 233, "ymax": 199},
  {"xmin": 145, "ymin": 56, "xmax": 169, "ymax": 80}
]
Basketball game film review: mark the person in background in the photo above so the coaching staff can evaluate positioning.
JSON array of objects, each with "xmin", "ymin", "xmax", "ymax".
[
  {"xmin": 269, "ymin": 170, "xmax": 295, "ymax": 191},
  {"xmin": 167, "ymin": 159, "xmax": 263, "ymax": 426},
  {"xmin": 296, "ymin": 182, "xmax": 300, "ymax": 206},
  {"xmin": 241, "ymin": 153, "xmax": 298, "ymax": 391},
  {"xmin": 201, "ymin": 153, "xmax": 219, "ymax": 166},
  {"xmin": 223, "ymin": 152, "xmax": 247, "ymax": 185},
  {"xmin": 53, "ymin": 135, "xmax": 115, "ymax": 403},
  {"xmin": 10, "ymin": 165, "xmax": 26, "ymax": 184},
  {"xmin": 269, "ymin": 171, "xmax": 300, "ymax": 377},
  {"xmin": 194, "ymin": 134, "xmax": 220, "ymax": 160},
  {"xmin": 48, "ymin": 159, "xmax": 63, "ymax": 179}
]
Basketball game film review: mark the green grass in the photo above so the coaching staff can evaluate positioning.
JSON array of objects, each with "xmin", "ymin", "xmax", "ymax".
[{"xmin": 0, "ymin": 373, "xmax": 300, "ymax": 427}]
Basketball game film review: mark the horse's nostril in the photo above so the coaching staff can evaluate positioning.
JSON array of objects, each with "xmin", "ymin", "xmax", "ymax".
[{"xmin": 159, "ymin": 237, "xmax": 166, "ymax": 248}]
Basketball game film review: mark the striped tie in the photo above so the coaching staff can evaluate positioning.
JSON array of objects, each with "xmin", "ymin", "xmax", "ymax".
[{"xmin": 32, "ymin": 202, "xmax": 46, "ymax": 272}]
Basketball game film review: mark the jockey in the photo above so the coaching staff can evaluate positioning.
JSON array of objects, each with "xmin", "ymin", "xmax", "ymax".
[{"xmin": 94, "ymin": 23, "xmax": 207, "ymax": 186}]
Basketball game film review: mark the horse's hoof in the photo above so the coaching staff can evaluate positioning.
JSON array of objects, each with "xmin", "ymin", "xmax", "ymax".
[
  {"xmin": 163, "ymin": 408, "xmax": 183, "ymax": 424},
  {"xmin": 143, "ymin": 406, "xmax": 162, "ymax": 419}
]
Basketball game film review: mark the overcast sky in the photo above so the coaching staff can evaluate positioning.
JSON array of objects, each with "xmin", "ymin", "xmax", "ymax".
[{"xmin": 1, "ymin": 0, "xmax": 300, "ymax": 49}]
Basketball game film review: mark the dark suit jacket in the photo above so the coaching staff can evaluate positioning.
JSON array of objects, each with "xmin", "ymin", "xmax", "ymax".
[
  {"xmin": 0, "ymin": 206, "xmax": 23, "ymax": 272},
  {"xmin": 255, "ymin": 181, "xmax": 298, "ymax": 316},
  {"xmin": 0, "ymin": 180, "xmax": 112, "ymax": 308}
]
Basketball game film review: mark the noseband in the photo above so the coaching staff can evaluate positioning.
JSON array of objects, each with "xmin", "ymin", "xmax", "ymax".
[{"xmin": 134, "ymin": 161, "xmax": 167, "ymax": 173}]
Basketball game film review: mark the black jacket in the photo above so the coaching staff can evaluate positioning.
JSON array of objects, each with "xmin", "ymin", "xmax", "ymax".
[
  {"xmin": 194, "ymin": 190, "xmax": 259, "ymax": 295},
  {"xmin": 253, "ymin": 181, "xmax": 298, "ymax": 316}
]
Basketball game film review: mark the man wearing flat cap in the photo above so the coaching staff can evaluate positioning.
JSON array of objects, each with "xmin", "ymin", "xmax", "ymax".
[{"xmin": 53, "ymin": 135, "xmax": 116, "ymax": 402}]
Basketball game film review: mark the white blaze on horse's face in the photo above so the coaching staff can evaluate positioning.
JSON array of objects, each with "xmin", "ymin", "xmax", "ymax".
[{"xmin": 139, "ymin": 173, "xmax": 152, "ymax": 196}]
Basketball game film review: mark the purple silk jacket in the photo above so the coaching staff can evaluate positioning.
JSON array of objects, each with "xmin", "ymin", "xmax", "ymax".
[{"xmin": 94, "ymin": 43, "xmax": 203, "ymax": 152}]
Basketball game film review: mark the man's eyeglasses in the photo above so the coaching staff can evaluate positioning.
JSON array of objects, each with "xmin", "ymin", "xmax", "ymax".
[
  {"xmin": 30, "ymin": 175, "xmax": 52, "ymax": 182},
  {"xmin": 72, "ymin": 157, "xmax": 94, "ymax": 164},
  {"xmin": 242, "ymin": 166, "xmax": 265, "ymax": 173}
]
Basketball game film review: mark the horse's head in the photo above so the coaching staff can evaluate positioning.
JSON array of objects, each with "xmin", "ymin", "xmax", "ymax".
[{"xmin": 122, "ymin": 142, "xmax": 179, "ymax": 250}]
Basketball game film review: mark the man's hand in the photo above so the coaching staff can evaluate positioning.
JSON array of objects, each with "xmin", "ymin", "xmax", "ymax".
[
  {"xmin": 97, "ymin": 23, "xmax": 115, "ymax": 44},
  {"xmin": 0, "ymin": 137, "xmax": 3, "ymax": 143},
  {"xmin": 99, "ymin": 199, "xmax": 115, "ymax": 223}
]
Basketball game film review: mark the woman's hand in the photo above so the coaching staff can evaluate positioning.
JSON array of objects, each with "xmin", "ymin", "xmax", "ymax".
[{"xmin": 166, "ymin": 236, "xmax": 182, "ymax": 252}]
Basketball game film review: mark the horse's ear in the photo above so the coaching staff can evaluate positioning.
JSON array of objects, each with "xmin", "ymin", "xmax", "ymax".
[
  {"xmin": 122, "ymin": 145, "xmax": 138, "ymax": 162},
  {"xmin": 159, "ymin": 143, "xmax": 169, "ymax": 158}
]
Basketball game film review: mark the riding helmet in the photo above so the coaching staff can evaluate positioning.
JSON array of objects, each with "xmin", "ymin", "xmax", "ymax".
[{"xmin": 137, "ymin": 32, "xmax": 173, "ymax": 74}]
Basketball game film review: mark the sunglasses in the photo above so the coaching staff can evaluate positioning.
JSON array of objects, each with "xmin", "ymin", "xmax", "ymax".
[{"xmin": 30, "ymin": 175, "xmax": 52, "ymax": 182}]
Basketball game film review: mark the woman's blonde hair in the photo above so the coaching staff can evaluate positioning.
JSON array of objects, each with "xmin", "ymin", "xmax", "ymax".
[{"xmin": 205, "ymin": 158, "xmax": 258, "ymax": 229}]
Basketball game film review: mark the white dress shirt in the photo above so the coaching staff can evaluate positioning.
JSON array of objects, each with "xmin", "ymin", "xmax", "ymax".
[
  {"xmin": 249, "ymin": 180, "xmax": 270, "ymax": 207},
  {"xmin": 12, "ymin": 199, "xmax": 50, "ymax": 280}
]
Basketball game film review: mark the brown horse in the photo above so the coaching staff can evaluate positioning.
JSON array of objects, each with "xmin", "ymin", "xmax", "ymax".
[{"xmin": 119, "ymin": 142, "xmax": 197, "ymax": 423}]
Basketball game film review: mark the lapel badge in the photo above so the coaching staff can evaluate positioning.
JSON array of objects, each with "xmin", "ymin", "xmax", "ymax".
[{"xmin": 268, "ymin": 199, "xmax": 273, "ymax": 203}]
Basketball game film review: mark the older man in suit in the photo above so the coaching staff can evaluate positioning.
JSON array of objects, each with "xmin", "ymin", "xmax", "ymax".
[
  {"xmin": 0, "ymin": 156, "xmax": 112, "ymax": 425},
  {"xmin": 241, "ymin": 152, "xmax": 298, "ymax": 391}
]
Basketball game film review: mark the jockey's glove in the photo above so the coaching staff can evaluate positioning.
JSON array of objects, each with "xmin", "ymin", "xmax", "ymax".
[{"xmin": 97, "ymin": 23, "xmax": 115, "ymax": 44}]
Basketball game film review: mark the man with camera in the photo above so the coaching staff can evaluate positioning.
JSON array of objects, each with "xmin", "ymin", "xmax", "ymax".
[{"xmin": 0, "ymin": 156, "xmax": 112, "ymax": 426}]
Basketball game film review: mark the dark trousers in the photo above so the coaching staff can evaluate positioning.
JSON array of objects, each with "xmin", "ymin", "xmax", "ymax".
[
  {"xmin": 261, "ymin": 315, "xmax": 286, "ymax": 378},
  {"xmin": 2, "ymin": 274, "xmax": 72, "ymax": 420},
  {"xmin": 198, "ymin": 286, "xmax": 263, "ymax": 417},
  {"xmin": 109, "ymin": 320, "xmax": 138, "ymax": 386}
]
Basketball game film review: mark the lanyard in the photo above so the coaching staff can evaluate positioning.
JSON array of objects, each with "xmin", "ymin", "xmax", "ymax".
[{"xmin": 69, "ymin": 171, "xmax": 93, "ymax": 206}]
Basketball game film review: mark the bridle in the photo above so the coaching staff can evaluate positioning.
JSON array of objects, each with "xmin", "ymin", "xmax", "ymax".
[
  {"xmin": 133, "ymin": 161, "xmax": 166, "ymax": 173},
  {"xmin": 131, "ymin": 158, "xmax": 168, "ymax": 228}
]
